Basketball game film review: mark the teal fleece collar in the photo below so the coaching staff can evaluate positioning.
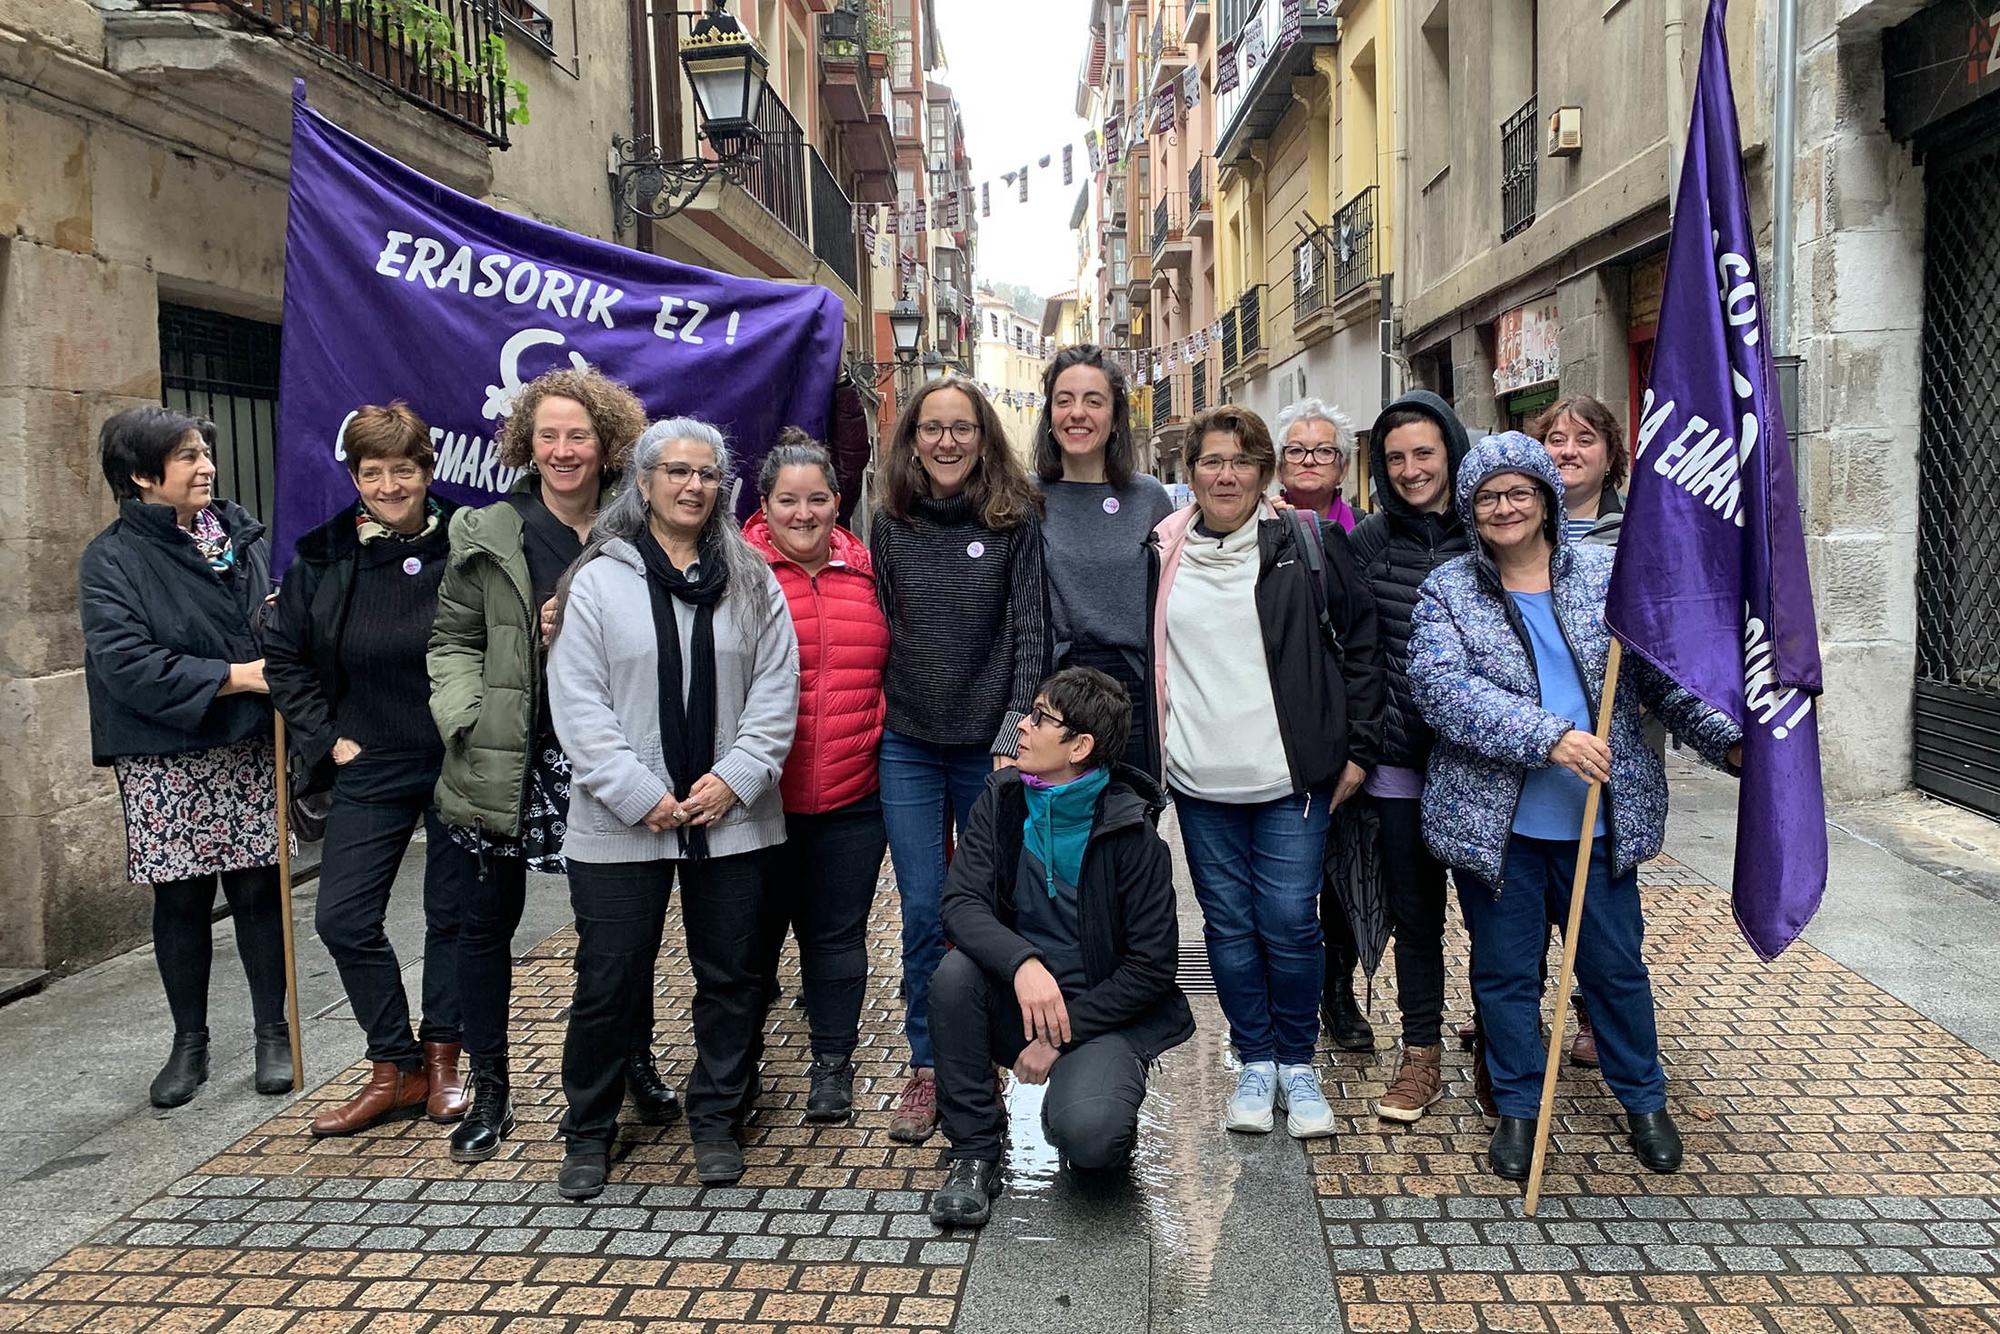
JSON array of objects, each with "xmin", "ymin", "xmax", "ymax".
[{"xmin": 1021, "ymin": 766, "xmax": 1111, "ymax": 896}]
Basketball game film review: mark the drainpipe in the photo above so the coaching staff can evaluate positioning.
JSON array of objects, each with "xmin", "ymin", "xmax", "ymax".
[
  {"xmin": 1664, "ymin": 2, "xmax": 1687, "ymax": 196},
  {"xmin": 1770, "ymin": 0, "xmax": 1799, "ymax": 359}
]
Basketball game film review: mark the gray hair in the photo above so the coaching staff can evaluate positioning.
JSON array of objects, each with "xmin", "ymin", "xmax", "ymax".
[
  {"xmin": 553, "ymin": 416, "xmax": 767, "ymax": 641},
  {"xmin": 756, "ymin": 437, "xmax": 837, "ymax": 498},
  {"xmin": 1273, "ymin": 397, "xmax": 1358, "ymax": 462}
]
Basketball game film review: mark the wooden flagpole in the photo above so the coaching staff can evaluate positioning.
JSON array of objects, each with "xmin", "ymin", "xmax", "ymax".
[
  {"xmin": 274, "ymin": 714, "xmax": 305, "ymax": 1091},
  {"xmin": 1523, "ymin": 638, "xmax": 1624, "ymax": 1217}
]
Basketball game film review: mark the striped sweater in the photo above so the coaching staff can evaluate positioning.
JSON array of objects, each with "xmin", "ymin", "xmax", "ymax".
[{"xmin": 868, "ymin": 493, "xmax": 1050, "ymax": 756}]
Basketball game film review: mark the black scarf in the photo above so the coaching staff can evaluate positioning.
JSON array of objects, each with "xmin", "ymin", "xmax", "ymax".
[{"xmin": 636, "ymin": 528, "xmax": 728, "ymax": 858}]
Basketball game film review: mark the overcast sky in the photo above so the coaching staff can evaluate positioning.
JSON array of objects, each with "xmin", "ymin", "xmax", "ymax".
[{"xmin": 934, "ymin": 0, "xmax": 1092, "ymax": 302}]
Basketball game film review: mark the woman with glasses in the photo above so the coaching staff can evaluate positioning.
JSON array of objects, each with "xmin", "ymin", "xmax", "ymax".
[
  {"xmin": 1274, "ymin": 398, "xmax": 1359, "ymax": 532},
  {"xmin": 427, "ymin": 367, "xmax": 657, "ymax": 1165},
  {"xmin": 548, "ymin": 419, "xmax": 799, "ymax": 1197},
  {"xmin": 869, "ymin": 375, "xmax": 1048, "ymax": 1144},
  {"xmin": 1033, "ymin": 346, "xmax": 1174, "ymax": 778},
  {"xmin": 266, "ymin": 403, "xmax": 472, "ymax": 1136},
  {"xmin": 1408, "ymin": 432, "xmax": 1740, "ymax": 1181},
  {"xmin": 1149, "ymin": 405, "xmax": 1381, "ymax": 1139}
]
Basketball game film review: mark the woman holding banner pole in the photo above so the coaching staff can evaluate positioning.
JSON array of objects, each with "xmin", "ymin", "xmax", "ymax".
[
  {"xmin": 1406, "ymin": 432, "xmax": 1740, "ymax": 1182},
  {"xmin": 427, "ymin": 368, "xmax": 652, "ymax": 1163}
]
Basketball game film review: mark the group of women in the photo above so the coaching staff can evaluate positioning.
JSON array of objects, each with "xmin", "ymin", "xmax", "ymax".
[{"xmin": 80, "ymin": 335, "xmax": 1735, "ymax": 1189}]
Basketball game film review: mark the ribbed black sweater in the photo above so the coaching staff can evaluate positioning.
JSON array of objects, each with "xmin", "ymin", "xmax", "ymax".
[
  {"xmin": 334, "ymin": 527, "xmax": 451, "ymax": 755},
  {"xmin": 868, "ymin": 494, "xmax": 1049, "ymax": 755}
]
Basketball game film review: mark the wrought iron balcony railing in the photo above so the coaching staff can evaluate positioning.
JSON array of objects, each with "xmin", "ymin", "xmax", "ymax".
[
  {"xmin": 1294, "ymin": 233, "xmax": 1328, "ymax": 324},
  {"xmin": 1501, "ymin": 95, "xmax": 1538, "ymax": 241},
  {"xmin": 1238, "ymin": 284, "xmax": 1264, "ymax": 361},
  {"xmin": 1332, "ymin": 185, "xmax": 1378, "ymax": 300},
  {"xmin": 808, "ymin": 148, "xmax": 858, "ymax": 293}
]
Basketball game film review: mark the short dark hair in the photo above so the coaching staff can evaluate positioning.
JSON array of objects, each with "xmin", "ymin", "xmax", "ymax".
[
  {"xmin": 1183, "ymin": 404, "xmax": 1277, "ymax": 486},
  {"xmin": 1375, "ymin": 406, "xmax": 1445, "ymax": 443},
  {"xmin": 1037, "ymin": 666, "xmax": 1132, "ymax": 771},
  {"xmin": 757, "ymin": 426, "xmax": 837, "ymax": 497},
  {"xmin": 1530, "ymin": 393, "xmax": 1629, "ymax": 491},
  {"xmin": 344, "ymin": 401, "xmax": 434, "ymax": 475},
  {"xmin": 1033, "ymin": 345, "xmax": 1135, "ymax": 487},
  {"xmin": 100, "ymin": 406, "xmax": 216, "ymax": 503}
]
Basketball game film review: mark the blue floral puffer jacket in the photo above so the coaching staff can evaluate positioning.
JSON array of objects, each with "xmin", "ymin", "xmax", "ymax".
[{"xmin": 1407, "ymin": 433, "xmax": 1740, "ymax": 888}]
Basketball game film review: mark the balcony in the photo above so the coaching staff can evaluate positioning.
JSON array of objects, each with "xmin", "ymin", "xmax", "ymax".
[
  {"xmin": 1293, "ymin": 232, "xmax": 1328, "ymax": 327},
  {"xmin": 743, "ymin": 88, "xmax": 809, "ymax": 245},
  {"xmin": 1185, "ymin": 0, "xmax": 1210, "ymax": 44},
  {"xmin": 1150, "ymin": 6, "xmax": 1187, "ymax": 86},
  {"xmin": 1222, "ymin": 285, "xmax": 1265, "ymax": 384},
  {"xmin": 1501, "ymin": 95, "xmax": 1538, "ymax": 241},
  {"xmin": 1190, "ymin": 356, "xmax": 1209, "ymax": 415},
  {"xmin": 1187, "ymin": 155, "xmax": 1213, "ymax": 238},
  {"xmin": 127, "ymin": 0, "xmax": 513, "ymax": 155},
  {"xmin": 1128, "ymin": 248, "xmax": 1154, "ymax": 298},
  {"xmin": 1221, "ymin": 307, "xmax": 1239, "ymax": 375},
  {"xmin": 819, "ymin": 4, "xmax": 883, "ymax": 123},
  {"xmin": 808, "ymin": 149, "xmax": 858, "ymax": 296},
  {"xmin": 1332, "ymin": 185, "xmax": 1378, "ymax": 301},
  {"xmin": 1156, "ymin": 370, "xmax": 1183, "ymax": 426},
  {"xmin": 1152, "ymin": 192, "xmax": 1190, "ymax": 269},
  {"xmin": 1215, "ymin": 1, "xmax": 1339, "ymax": 166}
]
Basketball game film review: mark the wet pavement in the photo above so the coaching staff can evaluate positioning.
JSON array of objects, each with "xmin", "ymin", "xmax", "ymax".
[{"xmin": 2, "ymin": 775, "xmax": 1999, "ymax": 1332}]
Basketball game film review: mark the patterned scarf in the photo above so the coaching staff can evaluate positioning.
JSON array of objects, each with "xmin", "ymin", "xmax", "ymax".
[
  {"xmin": 356, "ymin": 496, "xmax": 444, "ymax": 545},
  {"xmin": 186, "ymin": 507, "xmax": 235, "ymax": 574}
]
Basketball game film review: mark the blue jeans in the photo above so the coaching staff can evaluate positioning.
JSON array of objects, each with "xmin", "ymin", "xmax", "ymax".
[
  {"xmin": 1458, "ymin": 834, "xmax": 1666, "ymax": 1119},
  {"xmin": 1175, "ymin": 788, "xmax": 1330, "ymax": 1066},
  {"xmin": 878, "ymin": 730, "xmax": 994, "ymax": 1069}
]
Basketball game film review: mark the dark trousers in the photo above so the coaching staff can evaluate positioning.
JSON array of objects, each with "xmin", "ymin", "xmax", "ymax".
[
  {"xmin": 1379, "ymin": 797, "xmax": 1449, "ymax": 1047},
  {"xmin": 152, "ymin": 865, "xmax": 287, "ymax": 1034},
  {"xmin": 1065, "ymin": 644, "xmax": 1157, "ymax": 780},
  {"xmin": 929, "ymin": 950, "xmax": 1150, "ymax": 1169},
  {"xmin": 314, "ymin": 751, "xmax": 468, "ymax": 1068},
  {"xmin": 448, "ymin": 841, "xmax": 527, "ymax": 1063},
  {"xmin": 769, "ymin": 795, "xmax": 887, "ymax": 1064},
  {"xmin": 561, "ymin": 850, "xmax": 780, "ymax": 1149},
  {"xmin": 1458, "ymin": 834, "xmax": 1666, "ymax": 1119}
]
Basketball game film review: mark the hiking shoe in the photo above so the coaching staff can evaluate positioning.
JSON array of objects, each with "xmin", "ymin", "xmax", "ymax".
[
  {"xmin": 1224, "ymin": 1060, "xmax": 1277, "ymax": 1134},
  {"xmin": 1375, "ymin": 1044, "xmax": 1444, "ymax": 1124},
  {"xmin": 1276, "ymin": 1064, "xmax": 1337, "ymax": 1139},
  {"xmin": 693, "ymin": 1138, "xmax": 746, "ymax": 1185},
  {"xmin": 805, "ymin": 1058, "xmax": 854, "ymax": 1124},
  {"xmin": 556, "ymin": 1149, "xmax": 608, "ymax": 1201},
  {"xmin": 888, "ymin": 1069, "xmax": 938, "ymax": 1144},
  {"xmin": 1321, "ymin": 985, "xmax": 1376, "ymax": 1053},
  {"xmin": 928, "ymin": 1157, "xmax": 1002, "ymax": 1227},
  {"xmin": 625, "ymin": 1049, "xmax": 683, "ymax": 1126}
]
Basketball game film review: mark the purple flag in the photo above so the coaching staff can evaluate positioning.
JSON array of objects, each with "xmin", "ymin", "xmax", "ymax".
[
  {"xmin": 1603, "ymin": 0, "xmax": 1826, "ymax": 960},
  {"xmin": 275, "ymin": 87, "xmax": 843, "ymax": 575},
  {"xmin": 1214, "ymin": 39, "xmax": 1240, "ymax": 95}
]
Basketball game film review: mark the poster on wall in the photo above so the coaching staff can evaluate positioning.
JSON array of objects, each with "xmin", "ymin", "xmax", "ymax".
[{"xmin": 1492, "ymin": 299, "xmax": 1561, "ymax": 395}]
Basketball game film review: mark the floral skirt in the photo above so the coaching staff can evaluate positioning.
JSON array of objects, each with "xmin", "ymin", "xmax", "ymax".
[
  {"xmin": 445, "ymin": 732, "xmax": 571, "ymax": 874},
  {"xmin": 113, "ymin": 736, "xmax": 280, "ymax": 885}
]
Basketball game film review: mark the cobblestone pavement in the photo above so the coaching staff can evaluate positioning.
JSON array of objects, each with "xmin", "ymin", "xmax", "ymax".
[{"xmin": 2, "ymin": 855, "xmax": 1998, "ymax": 1332}]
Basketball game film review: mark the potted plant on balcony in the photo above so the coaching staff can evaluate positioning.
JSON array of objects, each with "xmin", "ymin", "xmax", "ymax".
[
  {"xmin": 323, "ymin": 0, "xmax": 532, "ymax": 127},
  {"xmin": 862, "ymin": 0, "xmax": 893, "ymax": 78}
]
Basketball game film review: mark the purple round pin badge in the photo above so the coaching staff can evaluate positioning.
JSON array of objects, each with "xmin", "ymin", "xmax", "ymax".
[
  {"xmin": 966, "ymin": 540, "xmax": 986, "ymax": 559},
  {"xmin": 1102, "ymin": 496, "xmax": 1121, "ymax": 515},
  {"xmin": 402, "ymin": 556, "xmax": 422, "ymax": 576}
]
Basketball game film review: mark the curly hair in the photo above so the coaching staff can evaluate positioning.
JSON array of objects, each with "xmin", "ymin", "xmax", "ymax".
[
  {"xmin": 875, "ymin": 374, "xmax": 1041, "ymax": 529},
  {"xmin": 1529, "ymin": 393, "xmax": 1629, "ymax": 492},
  {"xmin": 497, "ymin": 367, "xmax": 648, "ymax": 477}
]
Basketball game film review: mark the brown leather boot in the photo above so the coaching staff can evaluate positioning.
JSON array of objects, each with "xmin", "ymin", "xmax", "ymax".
[
  {"xmin": 424, "ymin": 1042, "xmax": 470, "ymax": 1123},
  {"xmin": 309, "ymin": 1061, "xmax": 429, "ymax": 1138}
]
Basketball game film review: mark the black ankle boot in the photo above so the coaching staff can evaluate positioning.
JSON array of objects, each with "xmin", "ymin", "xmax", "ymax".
[
  {"xmin": 806, "ymin": 1057, "xmax": 855, "ymax": 1124},
  {"xmin": 253, "ymin": 1022, "xmax": 294, "ymax": 1095},
  {"xmin": 150, "ymin": 1030, "xmax": 210, "ymax": 1108},
  {"xmin": 1489, "ymin": 1115, "xmax": 1538, "ymax": 1181},
  {"xmin": 625, "ymin": 1049, "xmax": 682, "ymax": 1126},
  {"xmin": 449, "ymin": 1056, "xmax": 513, "ymax": 1163},
  {"xmin": 1321, "ymin": 979, "xmax": 1376, "ymax": 1052}
]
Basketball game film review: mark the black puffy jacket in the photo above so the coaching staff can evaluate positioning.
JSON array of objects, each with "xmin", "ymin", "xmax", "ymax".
[
  {"xmin": 79, "ymin": 499, "xmax": 274, "ymax": 766},
  {"xmin": 1349, "ymin": 390, "xmax": 1471, "ymax": 771}
]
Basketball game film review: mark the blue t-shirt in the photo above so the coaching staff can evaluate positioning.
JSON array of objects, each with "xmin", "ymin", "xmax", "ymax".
[{"xmin": 1508, "ymin": 589, "xmax": 1607, "ymax": 841}]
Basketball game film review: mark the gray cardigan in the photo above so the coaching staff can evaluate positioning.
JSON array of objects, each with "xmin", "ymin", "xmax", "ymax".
[{"xmin": 549, "ymin": 538, "xmax": 800, "ymax": 862}]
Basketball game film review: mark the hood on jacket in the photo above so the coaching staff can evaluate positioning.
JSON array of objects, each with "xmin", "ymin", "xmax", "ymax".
[
  {"xmin": 1366, "ymin": 390, "xmax": 1472, "ymax": 522},
  {"xmin": 1455, "ymin": 431, "xmax": 1569, "ymax": 555},
  {"xmin": 741, "ymin": 509, "xmax": 876, "ymax": 579}
]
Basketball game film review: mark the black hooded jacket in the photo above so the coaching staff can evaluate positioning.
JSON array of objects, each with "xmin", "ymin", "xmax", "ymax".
[
  {"xmin": 1348, "ymin": 389, "xmax": 1472, "ymax": 771},
  {"xmin": 938, "ymin": 764, "xmax": 1196, "ymax": 1061}
]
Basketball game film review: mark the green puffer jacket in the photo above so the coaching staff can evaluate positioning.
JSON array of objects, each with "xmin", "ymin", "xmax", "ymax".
[{"xmin": 428, "ymin": 492, "xmax": 539, "ymax": 837}]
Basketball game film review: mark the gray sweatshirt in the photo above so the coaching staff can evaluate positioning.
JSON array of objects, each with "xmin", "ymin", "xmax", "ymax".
[{"xmin": 549, "ymin": 538, "xmax": 800, "ymax": 862}]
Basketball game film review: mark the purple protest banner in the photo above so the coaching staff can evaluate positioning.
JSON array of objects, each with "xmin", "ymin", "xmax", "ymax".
[
  {"xmin": 1603, "ymin": 0, "xmax": 1826, "ymax": 960},
  {"xmin": 275, "ymin": 85, "xmax": 844, "ymax": 574}
]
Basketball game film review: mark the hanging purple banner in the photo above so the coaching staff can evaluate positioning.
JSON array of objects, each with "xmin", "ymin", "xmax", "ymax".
[
  {"xmin": 1214, "ymin": 38, "xmax": 1240, "ymax": 95},
  {"xmin": 1603, "ymin": 0, "xmax": 1826, "ymax": 960},
  {"xmin": 274, "ymin": 85, "xmax": 844, "ymax": 575}
]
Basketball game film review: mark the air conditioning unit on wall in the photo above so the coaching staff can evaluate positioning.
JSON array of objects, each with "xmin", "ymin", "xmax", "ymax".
[{"xmin": 1548, "ymin": 105, "xmax": 1583, "ymax": 157}]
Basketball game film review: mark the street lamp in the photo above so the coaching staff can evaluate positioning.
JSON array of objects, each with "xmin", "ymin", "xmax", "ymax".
[
  {"xmin": 611, "ymin": 0, "xmax": 770, "ymax": 233},
  {"xmin": 887, "ymin": 300, "xmax": 924, "ymax": 364}
]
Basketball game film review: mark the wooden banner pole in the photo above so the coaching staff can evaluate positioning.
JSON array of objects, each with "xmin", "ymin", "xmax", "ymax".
[{"xmin": 274, "ymin": 714, "xmax": 305, "ymax": 1092}]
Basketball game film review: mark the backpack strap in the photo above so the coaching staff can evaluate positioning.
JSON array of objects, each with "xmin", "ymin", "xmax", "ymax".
[{"xmin": 1292, "ymin": 509, "xmax": 1339, "ymax": 653}]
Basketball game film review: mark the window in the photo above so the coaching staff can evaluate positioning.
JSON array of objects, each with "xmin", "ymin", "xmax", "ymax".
[
  {"xmin": 159, "ymin": 303, "xmax": 282, "ymax": 524},
  {"xmin": 894, "ymin": 97, "xmax": 915, "ymax": 138},
  {"xmin": 990, "ymin": 313, "xmax": 1001, "ymax": 337},
  {"xmin": 893, "ymin": 30, "xmax": 914, "ymax": 84}
]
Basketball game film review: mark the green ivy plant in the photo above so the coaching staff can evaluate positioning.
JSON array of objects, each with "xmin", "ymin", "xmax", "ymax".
[
  {"xmin": 862, "ymin": 0, "xmax": 895, "ymax": 54},
  {"xmin": 334, "ymin": 0, "xmax": 531, "ymax": 126}
]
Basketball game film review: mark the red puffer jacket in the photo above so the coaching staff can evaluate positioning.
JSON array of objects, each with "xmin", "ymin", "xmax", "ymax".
[{"xmin": 743, "ymin": 511, "xmax": 891, "ymax": 814}]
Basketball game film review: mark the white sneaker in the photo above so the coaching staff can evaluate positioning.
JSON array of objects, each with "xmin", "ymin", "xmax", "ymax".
[
  {"xmin": 1276, "ymin": 1063, "xmax": 1338, "ymax": 1139},
  {"xmin": 1224, "ymin": 1061, "xmax": 1278, "ymax": 1133}
]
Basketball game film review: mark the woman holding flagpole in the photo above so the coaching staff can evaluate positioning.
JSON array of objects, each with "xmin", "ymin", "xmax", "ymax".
[
  {"xmin": 1034, "ymin": 345, "xmax": 1173, "ymax": 777},
  {"xmin": 427, "ymin": 367, "xmax": 655, "ymax": 1165},
  {"xmin": 1407, "ymin": 432, "xmax": 1741, "ymax": 1182}
]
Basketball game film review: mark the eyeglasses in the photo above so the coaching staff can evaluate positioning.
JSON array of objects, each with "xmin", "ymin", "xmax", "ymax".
[
  {"xmin": 1282, "ymin": 444, "xmax": 1341, "ymax": 465},
  {"xmin": 1192, "ymin": 454, "xmax": 1260, "ymax": 477},
  {"xmin": 659, "ymin": 462, "xmax": 725, "ymax": 488},
  {"xmin": 1472, "ymin": 486, "xmax": 1541, "ymax": 514},
  {"xmin": 916, "ymin": 420, "xmax": 980, "ymax": 445},
  {"xmin": 1026, "ymin": 704, "xmax": 1074, "ymax": 735}
]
